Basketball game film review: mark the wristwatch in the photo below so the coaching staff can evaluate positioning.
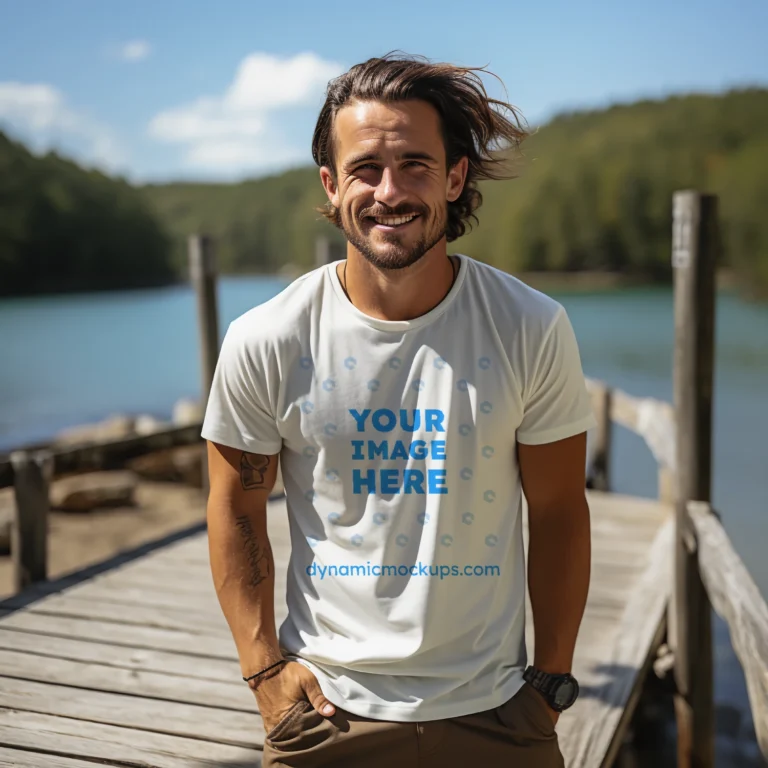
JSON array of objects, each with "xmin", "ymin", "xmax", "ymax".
[{"xmin": 523, "ymin": 666, "xmax": 580, "ymax": 712}]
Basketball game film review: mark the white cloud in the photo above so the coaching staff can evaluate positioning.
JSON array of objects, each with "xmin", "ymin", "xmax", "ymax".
[
  {"xmin": 148, "ymin": 51, "xmax": 345, "ymax": 175},
  {"xmin": 0, "ymin": 82, "xmax": 126, "ymax": 171},
  {"xmin": 118, "ymin": 40, "xmax": 151, "ymax": 62}
]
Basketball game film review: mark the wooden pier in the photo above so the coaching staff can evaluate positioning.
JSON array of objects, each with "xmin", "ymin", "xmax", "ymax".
[
  {"xmin": 0, "ymin": 191, "xmax": 765, "ymax": 767},
  {"xmin": 0, "ymin": 486, "xmax": 672, "ymax": 768}
]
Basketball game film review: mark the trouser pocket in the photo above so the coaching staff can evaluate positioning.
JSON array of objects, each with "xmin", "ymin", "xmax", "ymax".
[
  {"xmin": 265, "ymin": 700, "xmax": 311, "ymax": 743},
  {"xmin": 496, "ymin": 683, "xmax": 556, "ymax": 739}
]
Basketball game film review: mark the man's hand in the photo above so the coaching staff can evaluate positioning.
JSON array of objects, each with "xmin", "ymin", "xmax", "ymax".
[
  {"xmin": 253, "ymin": 660, "xmax": 336, "ymax": 734},
  {"xmin": 527, "ymin": 683, "xmax": 560, "ymax": 727}
]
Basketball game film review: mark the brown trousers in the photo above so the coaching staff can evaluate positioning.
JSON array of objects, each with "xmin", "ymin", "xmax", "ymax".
[{"xmin": 262, "ymin": 682, "xmax": 565, "ymax": 767}]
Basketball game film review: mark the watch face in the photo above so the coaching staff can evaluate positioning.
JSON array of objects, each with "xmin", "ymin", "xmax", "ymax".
[{"xmin": 553, "ymin": 678, "xmax": 579, "ymax": 709}]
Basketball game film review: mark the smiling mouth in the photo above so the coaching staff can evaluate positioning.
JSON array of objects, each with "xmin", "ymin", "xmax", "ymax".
[{"xmin": 366, "ymin": 213, "xmax": 421, "ymax": 230}]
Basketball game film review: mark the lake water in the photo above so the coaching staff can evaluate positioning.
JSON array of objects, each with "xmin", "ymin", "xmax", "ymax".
[{"xmin": 0, "ymin": 273, "xmax": 766, "ymax": 763}]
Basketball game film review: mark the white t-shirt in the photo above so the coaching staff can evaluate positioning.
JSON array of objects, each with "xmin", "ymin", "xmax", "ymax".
[{"xmin": 201, "ymin": 254, "xmax": 596, "ymax": 722}]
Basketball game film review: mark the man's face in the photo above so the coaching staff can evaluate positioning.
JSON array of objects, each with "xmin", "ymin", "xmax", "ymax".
[{"xmin": 321, "ymin": 99, "xmax": 466, "ymax": 270}]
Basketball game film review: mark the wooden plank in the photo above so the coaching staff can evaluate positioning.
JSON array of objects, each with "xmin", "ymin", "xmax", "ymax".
[
  {"xmin": 0, "ymin": 709, "xmax": 263, "ymax": 768},
  {"xmin": 0, "ymin": 612, "xmax": 239, "ymax": 659},
  {"xmin": 0, "ymin": 648, "xmax": 253, "ymax": 711},
  {"xmin": 0, "ymin": 745, "xmax": 122, "ymax": 768},
  {"xmin": 689, "ymin": 502, "xmax": 768, "ymax": 759},
  {"xmin": 561, "ymin": 518, "xmax": 673, "ymax": 766},
  {"xmin": 3, "ymin": 594, "xmax": 233, "ymax": 636},
  {"xmin": 0, "ymin": 676, "xmax": 265, "ymax": 746},
  {"xmin": 0, "ymin": 628, "xmax": 240, "ymax": 681},
  {"xmin": 3, "ymin": 580, "xmax": 224, "ymax": 612}
]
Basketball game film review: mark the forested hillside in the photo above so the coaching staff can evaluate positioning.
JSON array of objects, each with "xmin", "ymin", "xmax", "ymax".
[
  {"xmin": 141, "ymin": 87, "xmax": 768, "ymax": 297},
  {"xmin": 459, "ymin": 86, "xmax": 768, "ymax": 293},
  {"xmin": 2, "ymin": 87, "xmax": 767, "ymax": 298},
  {"xmin": 0, "ymin": 132, "xmax": 174, "ymax": 297}
]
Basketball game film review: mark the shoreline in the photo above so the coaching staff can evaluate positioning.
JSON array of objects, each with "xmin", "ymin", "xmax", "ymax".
[{"xmin": 0, "ymin": 267, "xmax": 756, "ymax": 302}]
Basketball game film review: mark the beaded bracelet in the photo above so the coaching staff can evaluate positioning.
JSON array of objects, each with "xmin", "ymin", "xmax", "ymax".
[{"xmin": 243, "ymin": 659, "xmax": 287, "ymax": 683}]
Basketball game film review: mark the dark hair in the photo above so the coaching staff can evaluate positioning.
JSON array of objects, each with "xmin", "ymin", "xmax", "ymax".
[{"xmin": 311, "ymin": 51, "xmax": 531, "ymax": 242}]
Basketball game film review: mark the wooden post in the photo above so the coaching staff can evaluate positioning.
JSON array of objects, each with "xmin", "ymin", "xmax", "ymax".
[
  {"xmin": 670, "ymin": 190, "xmax": 717, "ymax": 767},
  {"xmin": 315, "ymin": 236, "xmax": 345, "ymax": 267},
  {"xmin": 315, "ymin": 235, "xmax": 332, "ymax": 268},
  {"xmin": 189, "ymin": 235, "xmax": 220, "ymax": 493},
  {"xmin": 591, "ymin": 385, "xmax": 613, "ymax": 492},
  {"xmin": 10, "ymin": 450, "xmax": 53, "ymax": 592},
  {"xmin": 658, "ymin": 466, "xmax": 676, "ymax": 504}
]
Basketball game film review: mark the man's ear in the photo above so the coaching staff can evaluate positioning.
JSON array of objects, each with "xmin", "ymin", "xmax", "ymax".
[
  {"xmin": 446, "ymin": 156, "xmax": 469, "ymax": 203},
  {"xmin": 319, "ymin": 166, "xmax": 340, "ymax": 209}
]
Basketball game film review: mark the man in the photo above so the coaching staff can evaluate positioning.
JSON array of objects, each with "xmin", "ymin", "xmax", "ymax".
[{"xmin": 202, "ymin": 52, "xmax": 596, "ymax": 767}]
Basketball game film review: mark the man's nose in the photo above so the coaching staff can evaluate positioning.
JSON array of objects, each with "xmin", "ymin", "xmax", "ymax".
[{"xmin": 374, "ymin": 167, "xmax": 409, "ymax": 209}]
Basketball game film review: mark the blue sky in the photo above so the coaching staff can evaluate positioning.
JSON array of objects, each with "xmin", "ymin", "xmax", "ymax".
[{"xmin": 1, "ymin": 0, "xmax": 766, "ymax": 183}]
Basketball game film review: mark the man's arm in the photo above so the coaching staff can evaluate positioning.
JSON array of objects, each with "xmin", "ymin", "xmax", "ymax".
[
  {"xmin": 206, "ymin": 440, "xmax": 336, "ymax": 730},
  {"xmin": 518, "ymin": 432, "xmax": 591, "ymax": 685},
  {"xmin": 206, "ymin": 440, "xmax": 283, "ymax": 676}
]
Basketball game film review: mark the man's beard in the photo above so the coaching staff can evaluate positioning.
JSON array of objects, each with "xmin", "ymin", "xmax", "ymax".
[{"xmin": 340, "ymin": 204, "xmax": 448, "ymax": 271}]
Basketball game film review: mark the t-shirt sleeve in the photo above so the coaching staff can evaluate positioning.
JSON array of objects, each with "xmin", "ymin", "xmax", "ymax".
[
  {"xmin": 200, "ymin": 321, "xmax": 283, "ymax": 455},
  {"xmin": 516, "ymin": 306, "xmax": 597, "ymax": 445}
]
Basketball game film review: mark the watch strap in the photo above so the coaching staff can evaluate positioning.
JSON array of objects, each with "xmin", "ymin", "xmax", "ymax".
[{"xmin": 524, "ymin": 666, "xmax": 568, "ymax": 695}]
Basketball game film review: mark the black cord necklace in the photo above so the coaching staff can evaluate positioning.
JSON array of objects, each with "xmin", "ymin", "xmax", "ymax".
[{"xmin": 341, "ymin": 255, "xmax": 459, "ymax": 304}]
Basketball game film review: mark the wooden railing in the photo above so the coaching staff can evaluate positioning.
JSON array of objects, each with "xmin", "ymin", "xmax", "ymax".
[
  {"xmin": 584, "ymin": 378, "xmax": 676, "ymax": 502},
  {"xmin": 0, "ymin": 425, "xmax": 204, "ymax": 590},
  {"xmin": 583, "ymin": 373, "xmax": 768, "ymax": 761},
  {"xmin": 689, "ymin": 501, "xmax": 768, "ymax": 757},
  {"xmin": 577, "ymin": 190, "xmax": 767, "ymax": 764}
]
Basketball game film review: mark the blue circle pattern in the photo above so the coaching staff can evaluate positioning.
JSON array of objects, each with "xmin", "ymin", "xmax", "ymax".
[
  {"xmin": 307, "ymin": 536, "xmax": 318, "ymax": 548},
  {"xmin": 304, "ymin": 353, "xmax": 498, "ymax": 545}
]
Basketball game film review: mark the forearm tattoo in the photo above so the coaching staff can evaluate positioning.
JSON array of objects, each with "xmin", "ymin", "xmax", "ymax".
[
  {"xmin": 234, "ymin": 515, "xmax": 271, "ymax": 588},
  {"xmin": 240, "ymin": 452, "xmax": 270, "ymax": 490}
]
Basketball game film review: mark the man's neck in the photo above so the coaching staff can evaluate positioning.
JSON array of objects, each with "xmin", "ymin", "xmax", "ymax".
[{"xmin": 337, "ymin": 246, "xmax": 458, "ymax": 322}]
